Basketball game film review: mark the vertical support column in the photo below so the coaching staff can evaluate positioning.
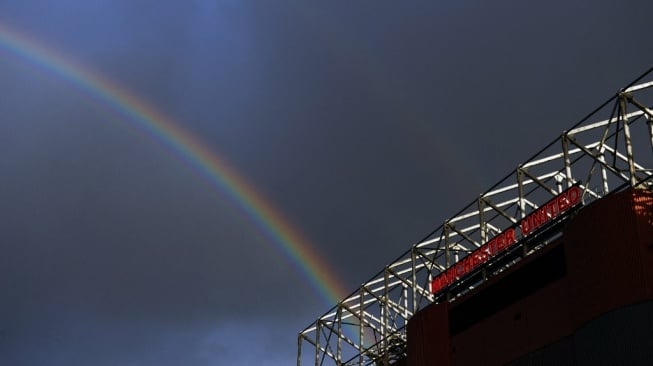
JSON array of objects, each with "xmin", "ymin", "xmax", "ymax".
[
  {"xmin": 619, "ymin": 94, "xmax": 638, "ymax": 186},
  {"xmin": 382, "ymin": 268, "xmax": 390, "ymax": 365},
  {"xmin": 517, "ymin": 168, "xmax": 526, "ymax": 219},
  {"xmin": 562, "ymin": 134, "xmax": 574, "ymax": 187},
  {"xmin": 411, "ymin": 248, "xmax": 417, "ymax": 312},
  {"xmin": 297, "ymin": 334, "xmax": 302, "ymax": 366},
  {"xmin": 517, "ymin": 168, "xmax": 528, "ymax": 256},
  {"xmin": 648, "ymin": 114, "xmax": 653, "ymax": 155},
  {"xmin": 444, "ymin": 223, "xmax": 451, "ymax": 268},
  {"xmin": 443, "ymin": 223, "xmax": 454, "ymax": 300},
  {"xmin": 403, "ymin": 284, "xmax": 409, "ymax": 327},
  {"xmin": 599, "ymin": 149, "xmax": 609, "ymax": 194},
  {"xmin": 336, "ymin": 306, "xmax": 342, "ymax": 364},
  {"xmin": 315, "ymin": 321, "xmax": 320, "ymax": 366},
  {"xmin": 555, "ymin": 174, "xmax": 563, "ymax": 194},
  {"xmin": 478, "ymin": 197, "xmax": 487, "ymax": 245},
  {"xmin": 359, "ymin": 288, "xmax": 364, "ymax": 366}
]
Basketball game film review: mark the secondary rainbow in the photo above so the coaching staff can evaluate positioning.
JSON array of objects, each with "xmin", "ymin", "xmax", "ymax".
[{"xmin": 0, "ymin": 23, "xmax": 349, "ymax": 306}]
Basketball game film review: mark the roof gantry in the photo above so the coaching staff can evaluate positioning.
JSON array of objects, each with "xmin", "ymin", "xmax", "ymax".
[{"xmin": 298, "ymin": 68, "xmax": 653, "ymax": 366}]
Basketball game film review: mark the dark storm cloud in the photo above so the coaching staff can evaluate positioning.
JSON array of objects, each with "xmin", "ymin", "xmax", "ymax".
[
  {"xmin": 224, "ymin": 0, "xmax": 653, "ymax": 279},
  {"xmin": 1, "ymin": 1, "xmax": 653, "ymax": 365},
  {"xmin": 1, "ymin": 313, "xmax": 298, "ymax": 366}
]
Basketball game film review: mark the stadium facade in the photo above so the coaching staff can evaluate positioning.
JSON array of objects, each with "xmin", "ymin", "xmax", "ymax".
[
  {"xmin": 298, "ymin": 69, "xmax": 653, "ymax": 366},
  {"xmin": 406, "ymin": 187, "xmax": 653, "ymax": 365}
]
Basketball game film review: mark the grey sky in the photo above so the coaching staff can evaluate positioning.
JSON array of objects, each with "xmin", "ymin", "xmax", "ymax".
[{"xmin": 1, "ymin": 1, "xmax": 652, "ymax": 365}]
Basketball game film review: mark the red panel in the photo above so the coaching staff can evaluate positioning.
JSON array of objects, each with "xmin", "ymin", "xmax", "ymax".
[
  {"xmin": 407, "ymin": 302, "xmax": 450, "ymax": 366},
  {"xmin": 564, "ymin": 189, "xmax": 652, "ymax": 326},
  {"xmin": 450, "ymin": 272, "xmax": 571, "ymax": 365}
]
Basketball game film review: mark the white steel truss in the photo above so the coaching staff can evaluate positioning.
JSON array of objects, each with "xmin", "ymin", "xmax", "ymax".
[{"xmin": 298, "ymin": 69, "xmax": 653, "ymax": 366}]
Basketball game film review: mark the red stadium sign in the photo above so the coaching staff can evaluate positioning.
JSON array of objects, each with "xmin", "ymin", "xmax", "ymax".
[{"xmin": 430, "ymin": 185, "xmax": 582, "ymax": 294}]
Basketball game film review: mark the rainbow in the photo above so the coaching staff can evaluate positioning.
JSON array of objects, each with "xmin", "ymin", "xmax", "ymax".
[{"xmin": 0, "ymin": 23, "xmax": 349, "ymax": 306}]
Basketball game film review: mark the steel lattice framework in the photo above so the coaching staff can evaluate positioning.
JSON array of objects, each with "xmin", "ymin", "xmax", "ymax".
[{"xmin": 298, "ymin": 69, "xmax": 653, "ymax": 366}]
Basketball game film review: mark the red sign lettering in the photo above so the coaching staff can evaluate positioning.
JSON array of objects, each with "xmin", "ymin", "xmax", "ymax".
[{"xmin": 431, "ymin": 185, "xmax": 582, "ymax": 294}]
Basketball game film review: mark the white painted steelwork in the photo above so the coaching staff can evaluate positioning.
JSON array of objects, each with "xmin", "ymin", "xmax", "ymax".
[{"xmin": 298, "ymin": 69, "xmax": 653, "ymax": 366}]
